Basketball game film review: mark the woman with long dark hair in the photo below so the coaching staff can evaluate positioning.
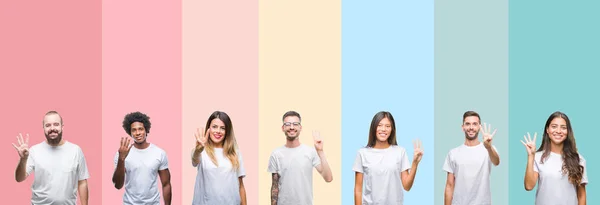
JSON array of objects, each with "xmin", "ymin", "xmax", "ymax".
[
  {"xmin": 353, "ymin": 111, "xmax": 423, "ymax": 205},
  {"xmin": 521, "ymin": 111, "xmax": 587, "ymax": 205}
]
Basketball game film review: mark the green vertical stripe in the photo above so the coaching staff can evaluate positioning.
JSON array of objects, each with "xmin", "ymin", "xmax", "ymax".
[
  {"xmin": 508, "ymin": 1, "xmax": 600, "ymax": 204},
  {"xmin": 434, "ymin": 0, "xmax": 508, "ymax": 204}
]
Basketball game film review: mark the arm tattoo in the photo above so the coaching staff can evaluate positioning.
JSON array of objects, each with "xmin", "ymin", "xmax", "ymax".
[{"xmin": 271, "ymin": 173, "xmax": 280, "ymax": 205}]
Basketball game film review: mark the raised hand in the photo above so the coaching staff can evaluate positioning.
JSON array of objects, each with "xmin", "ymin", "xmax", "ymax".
[
  {"xmin": 195, "ymin": 127, "xmax": 209, "ymax": 148},
  {"xmin": 12, "ymin": 133, "xmax": 30, "ymax": 159},
  {"xmin": 412, "ymin": 139, "xmax": 423, "ymax": 163},
  {"xmin": 118, "ymin": 137, "xmax": 133, "ymax": 161},
  {"xmin": 520, "ymin": 132, "xmax": 537, "ymax": 156},
  {"xmin": 481, "ymin": 123, "xmax": 497, "ymax": 149},
  {"xmin": 313, "ymin": 131, "xmax": 323, "ymax": 151}
]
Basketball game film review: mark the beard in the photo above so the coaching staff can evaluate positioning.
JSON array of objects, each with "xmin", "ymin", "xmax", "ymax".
[
  {"xmin": 45, "ymin": 130, "xmax": 63, "ymax": 146},
  {"xmin": 464, "ymin": 131, "xmax": 479, "ymax": 141}
]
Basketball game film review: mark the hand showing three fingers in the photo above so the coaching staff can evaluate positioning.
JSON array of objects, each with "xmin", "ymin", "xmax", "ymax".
[{"xmin": 412, "ymin": 139, "xmax": 423, "ymax": 163}]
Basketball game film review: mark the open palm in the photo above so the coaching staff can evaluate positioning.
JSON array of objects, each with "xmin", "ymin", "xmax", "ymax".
[{"xmin": 12, "ymin": 133, "xmax": 30, "ymax": 159}]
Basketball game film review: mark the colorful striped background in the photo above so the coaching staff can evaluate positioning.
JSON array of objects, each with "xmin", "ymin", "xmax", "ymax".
[{"xmin": 1, "ymin": 0, "xmax": 598, "ymax": 204}]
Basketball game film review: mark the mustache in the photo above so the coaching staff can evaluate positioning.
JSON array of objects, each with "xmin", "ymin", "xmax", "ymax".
[{"xmin": 48, "ymin": 130, "xmax": 59, "ymax": 134}]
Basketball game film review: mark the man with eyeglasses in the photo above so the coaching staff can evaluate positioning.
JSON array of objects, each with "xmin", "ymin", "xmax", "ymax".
[
  {"xmin": 268, "ymin": 111, "xmax": 333, "ymax": 205},
  {"xmin": 443, "ymin": 111, "xmax": 500, "ymax": 205}
]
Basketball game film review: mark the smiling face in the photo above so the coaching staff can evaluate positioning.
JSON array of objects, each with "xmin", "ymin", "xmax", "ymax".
[
  {"xmin": 462, "ymin": 116, "xmax": 480, "ymax": 140},
  {"xmin": 209, "ymin": 118, "xmax": 226, "ymax": 145},
  {"xmin": 376, "ymin": 117, "xmax": 392, "ymax": 143},
  {"xmin": 43, "ymin": 113, "xmax": 63, "ymax": 145},
  {"xmin": 282, "ymin": 116, "xmax": 302, "ymax": 141},
  {"xmin": 129, "ymin": 122, "xmax": 147, "ymax": 144},
  {"xmin": 546, "ymin": 117, "xmax": 568, "ymax": 145}
]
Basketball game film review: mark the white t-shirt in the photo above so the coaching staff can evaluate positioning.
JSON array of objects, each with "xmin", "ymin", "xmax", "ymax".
[
  {"xmin": 268, "ymin": 144, "xmax": 321, "ymax": 205},
  {"xmin": 192, "ymin": 148, "xmax": 246, "ymax": 205},
  {"xmin": 443, "ymin": 143, "xmax": 497, "ymax": 205},
  {"xmin": 26, "ymin": 141, "xmax": 90, "ymax": 205},
  {"xmin": 533, "ymin": 151, "xmax": 588, "ymax": 205},
  {"xmin": 353, "ymin": 145, "xmax": 411, "ymax": 205},
  {"xmin": 113, "ymin": 143, "xmax": 169, "ymax": 205}
]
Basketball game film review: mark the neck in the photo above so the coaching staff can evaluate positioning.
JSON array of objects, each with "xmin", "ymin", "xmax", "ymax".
[
  {"xmin": 285, "ymin": 137, "xmax": 301, "ymax": 148},
  {"xmin": 213, "ymin": 141, "xmax": 224, "ymax": 148},
  {"xmin": 374, "ymin": 141, "xmax": 391, "ymax": 149},
  {"xmin": 464, "ymin": 138, "xmax": 480, "ymax": 146},
  {"xmin": 133, "ymin": 141, "xmax": 150, "ymax": 149},
  {"xmin": 550, "ymin": 142, "xmax": 564, "ymax": 154},
  {"xmin": 47, "ymin": 139, "xmax": 65, "ymax": 147}
]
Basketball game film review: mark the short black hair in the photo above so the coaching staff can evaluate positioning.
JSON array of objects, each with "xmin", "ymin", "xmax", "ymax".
[
  {"xmin": 122, "ymin": 111, "xmax": 151, "ymax": 135},
  {"xmin": 282, "ymin": 111, "xmax": 301, "ymax": 122}
]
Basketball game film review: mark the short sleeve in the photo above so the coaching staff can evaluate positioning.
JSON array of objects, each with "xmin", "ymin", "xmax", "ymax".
[
  {"xmin": 267, "ymin": 152, "xmax": 279, "ymax": 173},
  {"xmin": 311, "ymin": 148, "xmax": 321, "ymax": 167},
  {"xmin": 352, "ymin": 150, "xmax": 363, "ymax": 173},
  {"xmin": 237, "ymin": 149, "xmax": 246, "ymax": 178},
  {"xmin": 78, "ymin": 147, "xmax": 90, "ymax": 180},
  {"xmin": 443, "ymin": 151, "xmax": 454, "ymax": 173},
  {"xmin": 25, "ymin": 149, "xmax": 35, "ymax": 176},
  {"xmin": 533, "ymin": 153, "xmax": 540, "ymax": 173},
  {"xmin": 580, "ymin": 155, "xmax": 588, "ymax": 185},
  {"xmin": 159, "ymin": 150, "xmax": 169, "ymax": 170},
  {"xmin": 399, "ymin": 148, "xmax": 410, "ymax": 172}
]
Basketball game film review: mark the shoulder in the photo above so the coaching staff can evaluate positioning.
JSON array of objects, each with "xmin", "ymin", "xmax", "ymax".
[
  {"xmin": 65, "ymin": 141, "xmax": 84, "ymax": 153},
  {"xmin": 391, "ymin": 145, "xmax": 406, "ymax": 152},
  {"xmin": 150, "ymin": 143, "xmax": 167, "ymax": 154},
  {"xmin": 269, "ymin": 146, "xmax": 285, "ymax": 156},
  {"xmin": 448, "ymin": 145, "xmax": 463, "ymax": 154}
]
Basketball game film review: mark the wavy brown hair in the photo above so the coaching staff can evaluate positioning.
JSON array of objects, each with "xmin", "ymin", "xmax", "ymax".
[
  {"xmin": 537, "ymin": 111, "xmax": 583, "ymax": 185},
  {"xmin": 204, "ymin": 111, "xmax": 240, "ymax": 171},
  {"xmin": 366, "ymin": 111, "xmax": 397, "ymax": 148}
]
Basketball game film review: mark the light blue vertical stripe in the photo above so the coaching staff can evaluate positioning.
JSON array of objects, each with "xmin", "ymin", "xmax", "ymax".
[{"xmin": 341, "ymin": 0, "xmax": 434, "ymax": 204}]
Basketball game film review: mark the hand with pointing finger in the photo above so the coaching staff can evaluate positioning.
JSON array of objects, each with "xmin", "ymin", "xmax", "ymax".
[
  {"xmin": 12, "ymin": 133, "xmax": 30, "ymax": 159},
  {"xmin": 481, "ymin": 123, "xmax": 497, "ymax": 150},
  {"xmin": 520, "ymin": 132, "xmax": 537, "ymax": 156},
  {"xmin": 118, "ymin": 137, "xmax": 133, "ymax": 161},
  {"xmin": 195, "ymin": 127, "xmax": 209, "ymax": 149}
]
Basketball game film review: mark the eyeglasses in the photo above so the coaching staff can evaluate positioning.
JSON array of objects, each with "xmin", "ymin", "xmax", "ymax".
[{"xmin": 283, "ymin": 122, "xmax": 301, "ymax": 127}]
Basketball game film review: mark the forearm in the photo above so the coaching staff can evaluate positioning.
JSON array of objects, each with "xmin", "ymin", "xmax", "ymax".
[
  {"xmin": 15, "ymin": 158, "xmax": 27, "ymax": 182},
  {"xmin": 486, "ymin": 147, "xmax": 500, "ymax": 166},
  {"xmin": 403, "ymin": 162, "xmax": 419, "ymax": 191},
  {"xmin": 112, "ymin": 159, "xmax": 126, "ymax": 189},
  {"xmin": 444, "ymin": 186, "xmax": 453, "ymax": 205},
  {"xmin": 271, "ymin": 174, "xmax": 279, "ymax": 205},
  {"xmin": 162, "ymin": 183, "xmax": 172, "ymax": 205},
  {"xmin": 524, "ymin": 156, "xmax": 536, "ymax": 190},
  {"xmin": 577, "ymin": 185, "xmax": 586, "ymax": 205},
  {"xmin": 78, "ymin": 180, "xmax": 89, "ymax": 205},
  {"xmin": 354, "ymin": 190, "xmax": 362, "ymax": 205},
  {"xmin": 192, "ymin": 146, "xmax": 204, "ymax": 167},
  {"xmin": 317, "ymin": 150, "xmax": 333, "ymax": 182},
  {"xmin": 240, "ymin": 184, "xmax": 247, "ymax": 205}
]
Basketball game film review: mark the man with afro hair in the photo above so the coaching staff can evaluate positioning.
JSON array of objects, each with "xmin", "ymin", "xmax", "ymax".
[{"xmin": 112, "ymin": 111, "xmax": 172, "ymax": 205}]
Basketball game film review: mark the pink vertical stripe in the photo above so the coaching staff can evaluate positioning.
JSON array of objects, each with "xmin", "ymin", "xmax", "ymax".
[
  {"xmin": 102, "ymin": 0, "xmax": 182, "ymax": 204},
  {"xmin": 182, "ymin": 0, "xmax": 259, "ymax": 204},
  {"xmin": 0, "ymin": 0, "xmax": 102, "ymax": 204}
]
